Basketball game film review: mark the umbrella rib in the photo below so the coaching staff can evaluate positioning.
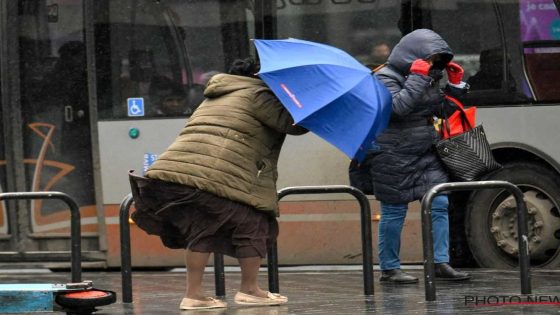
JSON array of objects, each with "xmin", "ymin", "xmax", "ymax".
[{"xmin": 259, "ymin": 63, "xmax": 368, "ymax": 74}]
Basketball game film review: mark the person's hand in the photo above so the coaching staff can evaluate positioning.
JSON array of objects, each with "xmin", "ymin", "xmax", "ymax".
[
  {"xmin": 410, "ymin": 59, "xmax": 431, "ymax": 76},
  {"xmin": 446, "ymin": 62, "xmax": 464, "ymax": 84}
]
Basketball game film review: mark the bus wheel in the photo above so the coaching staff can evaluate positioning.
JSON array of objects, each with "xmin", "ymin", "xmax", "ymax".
[{"xmin": 466, "ymin": 162, "xmax": 560, "ymax": 268}]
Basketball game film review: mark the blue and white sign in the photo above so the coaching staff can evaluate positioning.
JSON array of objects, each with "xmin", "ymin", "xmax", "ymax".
[
  {"xmin": 127, "ymin": 98, "xmax": 145, "ymax": 117},
  {"xmin": 143, "ymin": 153, "xmax": 158, "ymax": 175}
]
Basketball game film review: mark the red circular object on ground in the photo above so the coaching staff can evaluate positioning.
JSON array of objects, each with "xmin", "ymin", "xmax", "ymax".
[
  {"xmin": 61, "ymin": 290, "xmax": 109, "ymax": 299},
  {"xmin": 56, "ymin": 289, "xmax": 116, "ymax": 309}
]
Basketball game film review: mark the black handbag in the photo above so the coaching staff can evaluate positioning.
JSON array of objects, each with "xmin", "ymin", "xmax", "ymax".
[{"xmin": 435, "ymin": 102, "xmax": 501, "ymax": 181}]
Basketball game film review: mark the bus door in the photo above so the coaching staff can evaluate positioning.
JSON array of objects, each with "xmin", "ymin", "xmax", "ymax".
[
  {"xmin": 94, "ymin": 0, "xmax": 255, "ymax": 266},
  {"xmin": 0, "ymin": 0, "xmax": 104, "ymax": 264},
  {"xmin": 95, "ymin": 0, "xmax": 255, "ymax": 206}
]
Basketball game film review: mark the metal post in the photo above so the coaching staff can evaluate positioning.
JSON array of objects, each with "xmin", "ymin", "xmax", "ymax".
[
  {"xmin": 420, "ymin": 193, "xmax": 436, "ymax": 301},
  {"xmin": 267, "ymin": 241, "xmax": 279, "ymax": 293},
  {"xmin": 356, "ymin": 189, "xmax": 375, "ymax": 295},
  {"xmin": 272, "ymin": 185, "xmax": 374, "ymax": 295},
  {"xmin": 0, "ymin": 192, "xmax": 82, "ymax": 282},
  {"xmin": 214, "ymin": 254, "xmax": 225, "ymax": 297},
  {"xmin": 420, "ymin": 181, "xmax": 531, "ymax": 301},
  {"xmin": 118, "ymin": 193, "xmax": 227, "ymax": 302},
  {"xmin": 512, "ymin": 186, "xmax": 531, "ymax": 294},
  {"xmin": 119, "ymin": 194, "xmax": 134, "ymax": 303}
]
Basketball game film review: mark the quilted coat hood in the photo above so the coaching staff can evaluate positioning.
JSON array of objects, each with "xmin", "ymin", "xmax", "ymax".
[{"xmin": 387, "ymin": 29, "xmax": 453, "ymax": 75}]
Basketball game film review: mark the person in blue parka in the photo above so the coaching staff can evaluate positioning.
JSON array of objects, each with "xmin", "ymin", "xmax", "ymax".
[{"xmin": 368, "ymin": 29, "xmax": 471, "ymax": 283}]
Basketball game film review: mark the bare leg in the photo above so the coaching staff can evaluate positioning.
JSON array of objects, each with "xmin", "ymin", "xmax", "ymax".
[
  {"xmin": 185, "ymin": 249, "xmax": 211, "ymax": 300},
  {"xmin": 238, "ymin": 256, "xmax": 268, "ymax": 298}
]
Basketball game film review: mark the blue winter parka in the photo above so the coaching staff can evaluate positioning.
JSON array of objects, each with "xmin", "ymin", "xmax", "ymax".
[{"xmin": 368, "ymin": 29, "xmax": 467, "ymax": 204}]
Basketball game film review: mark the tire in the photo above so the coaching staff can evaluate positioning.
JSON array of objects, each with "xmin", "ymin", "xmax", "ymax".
[{"xmin": 466, "ymin": 162, "xmax": 560, "ymax": 268}]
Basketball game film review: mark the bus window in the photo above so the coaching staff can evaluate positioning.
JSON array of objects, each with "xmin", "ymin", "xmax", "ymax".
[
  {"xmin": 274, "ymin": 0, "xmax": 406, "ymax": 69},
  {"xmin": 95, "ymin": 0, "xmax": 187, "ymax": 119},
  {"xmin": 419, "ymin": 0, "xmax": 533, "ymax": 105},
  {"xmin": 161, "ymin": 0, "xmax": 255, "ymax": 94},
  {"xmin": 518, "ymin": 0, "xmax": 560, "ymax": 102},
  {"xmin": 96, "ymin": 0, "xmax": 255, "ymax": 120}
]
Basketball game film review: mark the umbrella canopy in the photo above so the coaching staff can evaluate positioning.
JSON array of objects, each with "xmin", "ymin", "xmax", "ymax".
[{"xmin": 254, "ymin": 38, "xmax": 392, "ymax": 161}]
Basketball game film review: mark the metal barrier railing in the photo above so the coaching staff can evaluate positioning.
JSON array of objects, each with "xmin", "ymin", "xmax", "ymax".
[
  {"xmin": 0, "ymin": 192, "xmax": 81, "ymax": 282},
  {"xmin": 118, "ymin": 194, "xmax": 134, "ymax": 303},
  {"xmin": 120, "ymin": 185, "xmax": 374, "ymax": 301},
  {"xmin": 421, "ymin": 181, "xmax": 531, "ymax": 301},
  {"xmin": 268, "ymin": 185, "xmax": 374, "ymax": 296},
  {"xmin": 119, "ymin": 193, "xmax": 226, "ymax": 303}
]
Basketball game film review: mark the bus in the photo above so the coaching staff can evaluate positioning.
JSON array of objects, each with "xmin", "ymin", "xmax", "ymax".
[{"xmin": 1, "ymin": 0, "xmax": 559, "ymax": 269}]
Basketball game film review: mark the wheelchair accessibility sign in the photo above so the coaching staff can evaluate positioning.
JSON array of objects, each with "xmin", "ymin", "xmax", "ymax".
[{"xmin": 127, "ymin": 98, "xmax": 145, "ymax": 117}]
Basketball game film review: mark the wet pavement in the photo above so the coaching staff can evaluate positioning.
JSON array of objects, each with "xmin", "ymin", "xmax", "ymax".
[{"xmin": 1, "ymin": 267, "xmax": 560, "ymax": 314}]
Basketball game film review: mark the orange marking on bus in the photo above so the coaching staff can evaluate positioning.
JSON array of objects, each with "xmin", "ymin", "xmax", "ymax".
[{"xmin": 28, "ymin": 123, "xmax": 56, "ymax": 152}]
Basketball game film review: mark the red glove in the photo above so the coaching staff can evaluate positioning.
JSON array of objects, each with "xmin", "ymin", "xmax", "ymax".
[
  {"xmin": 410, "ymin": 59, "xmax": 431, "ymax": 76},
  {"xmin": 446, "ymin": 62, "xmax": 464, "ymax": 84}
]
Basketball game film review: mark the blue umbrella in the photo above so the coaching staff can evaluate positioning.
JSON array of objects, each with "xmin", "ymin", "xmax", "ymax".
[{"xmin": 254, "ymin": 38, "xmax": 392, "ymax": 161}]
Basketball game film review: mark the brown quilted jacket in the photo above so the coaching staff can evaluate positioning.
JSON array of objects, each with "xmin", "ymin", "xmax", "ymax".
[{"xmin": 146, "ymin": 74, "xmax": 306, "ymax": 215}]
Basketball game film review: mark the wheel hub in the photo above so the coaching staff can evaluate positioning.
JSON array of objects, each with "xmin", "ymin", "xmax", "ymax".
[{"xmin": 490, "ymin": 190, "xmax": 560, "ymax": 260}]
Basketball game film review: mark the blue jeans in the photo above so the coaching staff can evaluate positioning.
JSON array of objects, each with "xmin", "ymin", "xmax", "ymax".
[{"xmin": 378, "ymin": 195, "xmax": 449, "ymax": 270}]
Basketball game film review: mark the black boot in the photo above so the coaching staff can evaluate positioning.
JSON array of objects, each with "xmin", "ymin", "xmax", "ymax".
[
  {"xmin": 435, "ymin": 263, "xmax": 471, "ymax": 281},
  {"xmin": 380, "ymin": 269, "xmax": 419, "ymax": 284}
]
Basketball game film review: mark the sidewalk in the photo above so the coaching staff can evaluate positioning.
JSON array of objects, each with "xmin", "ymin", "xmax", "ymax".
[{"xmin": 1, "ymin": 267, "xmax": 560, "ymax": 314}]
